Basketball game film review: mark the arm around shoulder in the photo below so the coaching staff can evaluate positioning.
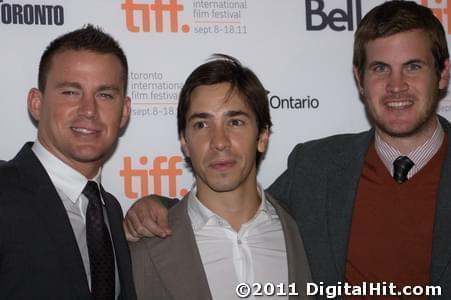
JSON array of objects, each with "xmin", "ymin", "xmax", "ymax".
[{"xmin": 267, "ymin": 143, "xmax": 305, "ymax": 208}]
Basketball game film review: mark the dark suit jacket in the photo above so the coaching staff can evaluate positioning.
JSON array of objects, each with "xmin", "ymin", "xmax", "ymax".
[
  {"xmin": 268, "ymin": 115, "xmax": 451, "ymax": 299},
  {"xmin": 130, "ymin": 192, "xmax": 313, "ymax": 299},
  {"xmin": 0, "ymin": 143, "xmax": 137, "ymax": 300}
]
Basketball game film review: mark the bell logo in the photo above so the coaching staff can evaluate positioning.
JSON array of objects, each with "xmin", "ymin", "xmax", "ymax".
[
  {"xmin": 305, "ymin": 0, "xmax": 362, "ymax": 31},
  {"xmin": 420, "ymin": 0, "xmax": 451, "ymax": 34},
  {"xmin": 121, "ymin": 0, "xmax": 190, "ymax": 32}
]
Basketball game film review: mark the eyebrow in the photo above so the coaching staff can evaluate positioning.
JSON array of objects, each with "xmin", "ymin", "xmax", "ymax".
[
  {"xmin": 54, "ymin": 82, "xmax": 121, "ymax": 93},
  {"xmin": 97, "ymin": 84, "xmax": 121, "ymax": 93},
  {"xmin": 403, "ymin": 59, "xmax": 427, "ymax": 66},
  {"xmin": 367, "ymin": 58, "xmax": 427, "ymax": 69},
  {"xmin": 55, "ymin": 81, "xmax": 82, "ymax": 89},
  {"xmin": 224, "ymin": 110, "xmax": 250, "ymax": 118},
  {"xmin": 187, "ymin": 112, "xmax": 212, "ymax": 122},
  {"xmin": 187, "ymin": 110, "xmax": 251, "ymax": 122},
  {"xmin": 366, "ymin": 61, "xmax": 388, "ymax": 69}
]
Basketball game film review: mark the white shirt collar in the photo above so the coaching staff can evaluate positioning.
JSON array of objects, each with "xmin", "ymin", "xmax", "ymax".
[
  {"xmin": 31, "ymin": 140, "xmax": 102, "ymax": 204},
  {"xmin": 187, "ymin": 183, "xmax": 277, "ymax": 232},
  {"xmin": 374, "ymin": 118, "xmax": 444, "ymax": 177}
]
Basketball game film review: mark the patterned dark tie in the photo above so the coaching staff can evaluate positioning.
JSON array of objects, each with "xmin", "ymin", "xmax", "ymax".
[
  {"xmin": 393, "ymin": 156, "xmax": 414, "ymax": 184},
  {"xmin": 82, "ymin": 181, "xmax": 115, "ymax": 300}
]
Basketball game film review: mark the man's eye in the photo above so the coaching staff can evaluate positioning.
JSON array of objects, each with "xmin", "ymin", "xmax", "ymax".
[
  {"xmin": 97, "ymin": 93, "xmax": 114, "ymax": 99},
  {"xmin": 193, "ymin": 121, "xmax": 207, "ymax": 129},
  {"xmin": 62, "ymin": 90, "xmax": 78, "ymax": 95},
  {"xmin": 406, "ymin": 63, "xmax": 421, "ymax": 72},
  {"xmin": 372, "ymin": 65, "xmax": 387, "ymax": 73},
  {"xmin": 229, "ymin": 119, "xmax": 244, "ymax": 126}
]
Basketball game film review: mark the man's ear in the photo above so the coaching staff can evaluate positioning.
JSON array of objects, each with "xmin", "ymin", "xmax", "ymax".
[
  {"xmin": 120, "ymin": 96, "xmax": 131, "ymax": 128},
  {"xmin": 257, "ymin": 128, "xmax": 269, "ymax": 154},
  {"xmin": 180, "ymin": 132, "xmax": 190, "ymax": 158},
  {"xmin": 438, "ymin": 59, "xmax": 450, "ymax": 90},
  {"xmin": 353, "ymin": 67, "xmax": 364, "ymax": 96},
  {"xmin": 27, "ymin": 88, "xmax": 43, "ymax": 122}
]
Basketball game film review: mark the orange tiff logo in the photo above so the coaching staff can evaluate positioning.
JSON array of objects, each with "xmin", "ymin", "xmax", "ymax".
[
  {"xmin": 120, "ymin": 155, "xmax": 189, "ymax": 199},
  {"xmin": 121, "ymin": 0, "xmax": 190, "ymax": 32},
  {"xmin": 421, "ymin": 0, "xmax": 451, "ymax": 33}
]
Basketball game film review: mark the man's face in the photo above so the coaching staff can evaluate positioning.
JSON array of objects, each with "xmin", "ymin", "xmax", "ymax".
[
  {"xmin": 355, "ymin": 29, "xmax": 449, "ymax": 142},
  {"xmin": 180, "ymin": 82, "xmax": 268, "ymax": 195},
  {"xmin": 28, "ymin": 50, "xmax": 130, "ymax": 177}
]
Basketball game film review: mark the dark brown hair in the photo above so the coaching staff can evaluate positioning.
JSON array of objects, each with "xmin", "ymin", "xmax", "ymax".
[
  {"xmin": 38, "ymin": 24, "xmax": 128, "ymax": 92},
  {"xmin": 353, "ymin": 0, "xmax": 449, "ymax": 80},
  {"xmin": 177, "ymin": 54, "xmax": 272, "ymax": 166}
]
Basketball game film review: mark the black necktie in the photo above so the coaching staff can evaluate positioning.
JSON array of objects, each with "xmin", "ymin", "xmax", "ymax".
[
  {"xmin": 83, "ymin": 181, "xmax": 115, "ymax": 300},
  {"xmin": 393, "ymin": 156, "xmax": 414, "ymax": 184}
]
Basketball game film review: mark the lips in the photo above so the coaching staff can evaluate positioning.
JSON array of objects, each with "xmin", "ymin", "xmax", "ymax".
[
  {"xmin": 209, "ymin": 160, "xmax": 236, "ymax": 172},
  {"xmin": 71, "ymin": 126, "xmax": 100, "ymax": 135},
  {"xmin": 382, "ymin": 93, "xmax": 415, "ymax": 110},
  {"xmin": 384, "ymin": 100, "xmax": 414, "ymax": 109}
]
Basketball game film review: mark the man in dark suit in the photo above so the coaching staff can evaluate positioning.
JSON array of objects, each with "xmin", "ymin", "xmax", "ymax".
[
  {"xmin": 125, "ymin": 1, "xmax": 451, "ymax": 298},
  {"xmin": 130, "ymin": 55, "xmax": 312, "ymax": 299},
  {"xmin": 0, "ymin": 25, "xmax": 136, "ymax": 300}
]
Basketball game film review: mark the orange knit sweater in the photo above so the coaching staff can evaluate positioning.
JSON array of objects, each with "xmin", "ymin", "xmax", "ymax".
[{"xmin": 344, "ymin": 139, "xmax": 447, "ymax": 299}]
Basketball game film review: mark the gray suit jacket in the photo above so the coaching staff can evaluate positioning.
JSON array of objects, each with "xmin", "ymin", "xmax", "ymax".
[
  {"xmin": 268, "ymin": 115, "xmax": 451, "ymax": 299},
  {"xmin": 130, "ymin": 192, "xmax": 313, "ymax": 299}
]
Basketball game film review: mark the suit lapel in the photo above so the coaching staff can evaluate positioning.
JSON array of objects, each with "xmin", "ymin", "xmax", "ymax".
[
  {"xmin": 15, "ymin": 143, "xmax": 91, "ymax": 299},
  {"xmin": 325, "ymin": 131, "xmax": 373, "ymax": 280},
  {"xmin": 430, "ymin": 116, "xmax": 451, "ymax": 284},
  {"xmin": 267, "ymin": 194, "xmax": 313, "ymax": 299},
  {"xmin": 101, "ymin": 187, "xmax": 136, "ymax": 300},
  {"xmin": 148, "ymin": 197, "xmax": 212, "ymax": 300}
]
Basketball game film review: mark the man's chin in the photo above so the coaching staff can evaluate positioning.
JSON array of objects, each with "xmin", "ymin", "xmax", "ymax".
[
  {"xmin": 70, "ymin": 148, "xmax": 107, "ymax": 164},
  {"xmin": 376, "ymin": 122, "xmax": 430, "ymax": 139},
  {"xmin": 206, "ymin": 181, "xmax": 240, "ymax": 193}
]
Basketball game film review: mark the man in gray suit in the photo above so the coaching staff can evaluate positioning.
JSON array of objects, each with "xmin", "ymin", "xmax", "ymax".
[
  {"xmin": 126, "ymin": 1, "xmax": 451, "ymax": 298},
  {"xmin": 263, "ymin": 2, "xmax": 451, "ymax": 297},
  {"xmin": 129, "ymin": 55, "xmax": 312, "ymax": 299}
]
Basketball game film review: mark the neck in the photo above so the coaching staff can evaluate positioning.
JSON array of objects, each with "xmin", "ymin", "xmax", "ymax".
[
  {"xmin": 196, "ymin": 179, "xmax": 261, "ymax": 232},
  {"xmin": 376, "ymin": 118, "xmax": 438, "ymax": 154},
  {"xmin": 37, "ymin": 138, "xmax": 101, "ymax": 179}
]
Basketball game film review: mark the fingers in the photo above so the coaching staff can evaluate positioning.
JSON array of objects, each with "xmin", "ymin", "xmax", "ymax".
[
  {"xmin": 152, "ymin": 203, "xmax": 172, "ymax": 236},
  {"xmin": 156, "ymin": 213, "xmax": 170, "ymax": 235},
  {"xmin": 123, "ymin": 219, "xmax": 140, "ymax": 242},
  {"xmin": 123, "ymin": 195, "xmax": 171, "ymax": 242},
  {"xmin": 123, "ymin": 209, "xmax": 151, "ymax": 242}
]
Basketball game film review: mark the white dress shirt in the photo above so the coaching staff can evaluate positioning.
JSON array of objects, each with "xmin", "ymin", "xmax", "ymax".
[
  {"xmin": 187, "ymin": 184, "xmax": 289, "ymax": 300},
  {"xmin": 32, "ymin": 140, "xmax": 119, "ymax": 298}
]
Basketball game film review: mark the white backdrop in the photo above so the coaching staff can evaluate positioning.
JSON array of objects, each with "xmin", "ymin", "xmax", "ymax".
[{"xmin": 1, "ymin": 0, "xmax": 451, "ymax": 211}]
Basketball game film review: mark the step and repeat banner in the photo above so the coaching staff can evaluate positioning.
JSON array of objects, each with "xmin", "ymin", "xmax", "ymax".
[{"xmin": 1, "ymin": 0, "xmax": 451, "ymax": 211}]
